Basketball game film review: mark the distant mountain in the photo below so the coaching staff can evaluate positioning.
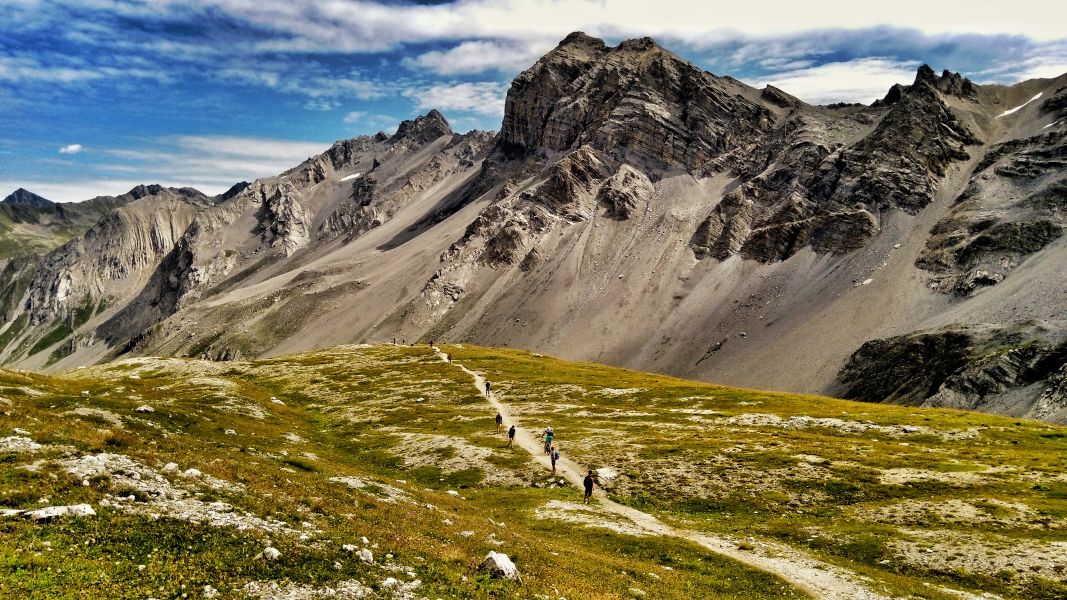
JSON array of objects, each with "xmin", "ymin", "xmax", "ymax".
[
  {"xmin": 0, "ymin": 32, "xmax": 1065, "ymax": 423},
  {"xmin": 2, "ymin": 187, "xmax": 55, "ymax": 208}
]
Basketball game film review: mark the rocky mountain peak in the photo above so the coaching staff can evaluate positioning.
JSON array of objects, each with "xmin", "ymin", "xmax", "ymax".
[
  {"xmin": 875, "ymin": 64, "xmax": 977, "ymax": 107},
  {"xmin": 3, "ymin": 188, "xmax": 54, "ymax": 208},
  {"xmin": 390, "ymin": 109, "xmax": 453, "ymax": 144},
  {"xmin": 499, "ymin": 31, "xmax": 771, "ymax": 171}
]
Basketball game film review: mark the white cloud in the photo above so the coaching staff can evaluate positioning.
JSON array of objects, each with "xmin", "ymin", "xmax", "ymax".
[
  {"xmin": 406, "ymin": 39, "xmax": 553, "ymax": 75},
  {"xmin": 342, "ymin": 111, "xmax": 367, "ymax": 124},
  {"xmin": 149, "ymin": 0, "xmax": 1067, "ymax": 51},
  {"xmin": 11, "ymin": 135, "xmax": 333, "ymax": 202},
  {"xmin": 0, "ymin": 179, "xmax": 175, "ymax": 203},
  {"xmin": 754, "ymin": 58, "xmax": 920, "ymax": 105},
  {"xmin": 404, "ymin": 81, "xmax": 508, "ymax": 116},
  {"xmin": 58, "ymin": 144, "xmax": 83, "ymax": 154},
  {"xmin": 303, "ymin": 97, "xmax": 341, "ymax": 111}
]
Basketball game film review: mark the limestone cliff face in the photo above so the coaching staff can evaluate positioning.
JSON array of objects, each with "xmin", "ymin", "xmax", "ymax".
[
  {"xmin": 501, "ymin": 32, "xmax": 773, "ymax": 173},
  {"xmin": 24, "ymin": 189, "xmax": 206, "ymax": 326}
]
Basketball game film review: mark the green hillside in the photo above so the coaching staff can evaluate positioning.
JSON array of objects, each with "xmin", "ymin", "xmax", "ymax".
[{"xmin": 0, "ymin": 344, "xmax": 1064, "ymax": 599}]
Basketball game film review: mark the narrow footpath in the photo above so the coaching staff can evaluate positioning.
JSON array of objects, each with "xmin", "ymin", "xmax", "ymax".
[{"xmin": 433, "ymin": 349, "xmax": 906, "ymax": 600}]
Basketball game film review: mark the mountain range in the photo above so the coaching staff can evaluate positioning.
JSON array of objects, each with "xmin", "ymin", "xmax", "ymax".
[{"xmin": 2, "ymin": 32, "xmax": 1066, "ymax": 422}]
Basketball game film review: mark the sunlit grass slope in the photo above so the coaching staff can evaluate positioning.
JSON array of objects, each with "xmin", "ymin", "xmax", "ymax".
[{"xmin": 0, "ymin": 343, "xmax": 1063, "ymax": 599}]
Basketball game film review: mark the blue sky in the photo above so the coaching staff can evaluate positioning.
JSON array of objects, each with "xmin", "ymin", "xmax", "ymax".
[{"xmin": 2, "ymin": 0, "xmax": 1065, "ymax": 201}]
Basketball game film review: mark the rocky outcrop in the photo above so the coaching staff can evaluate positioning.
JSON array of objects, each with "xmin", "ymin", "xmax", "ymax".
[
  {"xmin": 390, "ymin": 109, "xmax": 453, "ymax": 145},
  {"xmin": 837, "ymin": 323, "xmax": 1067, "ymax": 422},
  {"xmin": 253, "ymin": 182, "xmax": 310, "ymax": 256},
  {"xmin": 917, "ymin": 127, "xmax": 1066, "ymax": 295},
  {"xmin": 596, "ymin": 165, "xmax": 654, "ymax": 219}
]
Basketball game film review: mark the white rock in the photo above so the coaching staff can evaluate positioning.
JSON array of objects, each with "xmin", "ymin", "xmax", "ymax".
[
  {"xmin": 446, "ymin": 490, "xmax": 460, "ymax": 496},
  {"xmin": 359, "ymin": 548, "xmax": 374, "ymax": 564},
  {"xmin": 180, "ymin": 468, "xmax": 202, "ymax": 479},
  {"xmin": 270, "ymin": 397, "xmax": 285, "ymax": 405},
  {"xmin": 460, "ymin": 531, "xmax": 474, "ymax": 537},
  {"xmin": 258, "ymin": 547, "xmax": 281, "ymax": 561},
  {"xmin": 24, "ymin": 504, "xmax": 96, "ymax": 521},
  {"xmin": 13, "ymin": 428, "xmax": 30, "ymax": 435},
  {"xmin": 162, "ymin": 462, "xmax": 179, "ymax": 473},
  {"xmin": 360, "ymin": 536, "xmax": 369, "ymax": 545},
  {"xmin": 381, "ymin": 578, "xmax": 398, "ymax": 588},
  {"xmin": 342, "ymin": 544, "xmax": 357, "ymax": 552},
  {"xmin": 224, "ymin": 430, "xmax": 236, "ymax": 436},
  {"xmin": 134, "ymin": 405, "xmax": 155, "ymax": 413},
  {"xmin": 203, "ymin": 585, "xmax": 218, "ymax": 598},
  {"xmin": 478, "ymin": 551, "xmax": 520, "ymax": 581},
  {"xmin": 81, "ymin": 391, "xmax": 90, "ymax": 396},
  {"xmin": 861, "ymin": 278, "xmax": 873, "ymax": 285}
]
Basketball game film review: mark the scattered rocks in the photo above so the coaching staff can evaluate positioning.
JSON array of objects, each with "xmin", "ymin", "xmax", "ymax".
[{"xmin": 0, "ymin": 436, "xmax": 43, "ymax": 453}]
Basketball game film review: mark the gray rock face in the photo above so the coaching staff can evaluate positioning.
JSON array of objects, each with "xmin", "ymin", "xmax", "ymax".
[
  {"xmin": 500, "ymin": 32, "xmax": 773, "ymax": 173},
  {"xmin": 836, "ymin": 323, "xmax": 1067, "ymax": 422}
]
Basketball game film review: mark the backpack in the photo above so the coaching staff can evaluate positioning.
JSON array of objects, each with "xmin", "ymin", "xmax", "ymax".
[{"xmin": 552, "ymin": 450, "xmax": 560, "ymax": 461}]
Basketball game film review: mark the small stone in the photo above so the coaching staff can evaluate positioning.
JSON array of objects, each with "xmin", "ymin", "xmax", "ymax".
[
  {"xmin": 342, "ymin": 544, "xmax": 357, "ymax": 552},
  {"xmin": 162, "ymin": 462, "xmax": 179, "ymax": 473},
  {"xmin": 381, "ymin": 578, "xmax": 398, "ymax": 588},
  {"xmin": 359, "ymin": 548, "xmax": 374, "ymax": 564},
  {"xmin": 258, "ymin": 547, "xmax": 281, "ymax": 561},
  {"xmin": 224, "ymin": 430, "xmax": 236, "ymax": 436},
  {"xmin": 134, "ymin": 405, "xmax": 155, "ymax": 413},
  {"xmin": 446, "ymin": 490, "xmax": 460, "ymax": 496},
  {"xmin": 360, "ymin": 536, "xmax": 369, "ymax": 545},
  {"xmin": 180, "ymin": 468, "xmax": 202, "ymax": 479}
]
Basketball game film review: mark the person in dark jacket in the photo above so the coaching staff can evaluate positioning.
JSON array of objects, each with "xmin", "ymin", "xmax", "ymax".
[{"xmin": 583, "ymin": 470, "xmax": 594, "ymax": 503}]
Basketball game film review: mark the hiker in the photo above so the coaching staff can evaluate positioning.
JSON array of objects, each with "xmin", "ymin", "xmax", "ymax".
[
  {"xmin": 550, "ymin": 445, "xmax": 560, "ymax": 475},
  {"xmin": 485, "ymin": 380, "xmax": 491, "ymax": 397},
  {"xmin": 542, "ymin": 427, "xmax": 554, "ymax": 453},
  {"xmin": 447, "ymin": 352, "xmax": 452, "ymax": 364},
  {"xmin": 495, "ymin": 412, "xmax": 503, "ymax": 433},
  {"xmin": 507, "ymin": 425, "xmax": 516, "ymax": 448},
  {"xmin": 583, "ymin": 470, "xmax": 594, "ymax": 504}
]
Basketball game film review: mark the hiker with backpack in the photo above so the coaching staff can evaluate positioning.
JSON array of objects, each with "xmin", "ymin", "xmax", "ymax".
[
  {"xmin": 485, "ymin": 380, "xmax": 491, "ymax": 397},
  {"xmin": 507, "ymin": 425, "xmax": 516, "ymax": 448},
  {"xmin": 542, "ymin": 426, "xmax": 554, "ymax": 454},
  {"xmin": 550, "ymin": 445, "xmax": 560, "ymax": 475},
  {"xmin": 495, "ymin": 412, "xmax": 503, "ymax": 433},
  {"xmin": 583, "ymin": 470, "xmax": 595, "ymax": 504}
]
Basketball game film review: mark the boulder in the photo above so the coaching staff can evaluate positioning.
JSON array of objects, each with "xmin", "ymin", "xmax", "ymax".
[
  {"xmin": 134, "ymin": 405, "xmax": 155, "ymax": 413},
  {"xmin": 257, "ymin": 547, "xmax": 281, "ymax": 561},
  {"xmin": 478, "ymin": 551, "xmax": 520, "ymax": 581}
]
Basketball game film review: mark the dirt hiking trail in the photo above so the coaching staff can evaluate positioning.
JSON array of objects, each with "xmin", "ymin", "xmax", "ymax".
[{"xmin": 432, "ymin": 347, "xmax": 996, "ymax": 600}]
